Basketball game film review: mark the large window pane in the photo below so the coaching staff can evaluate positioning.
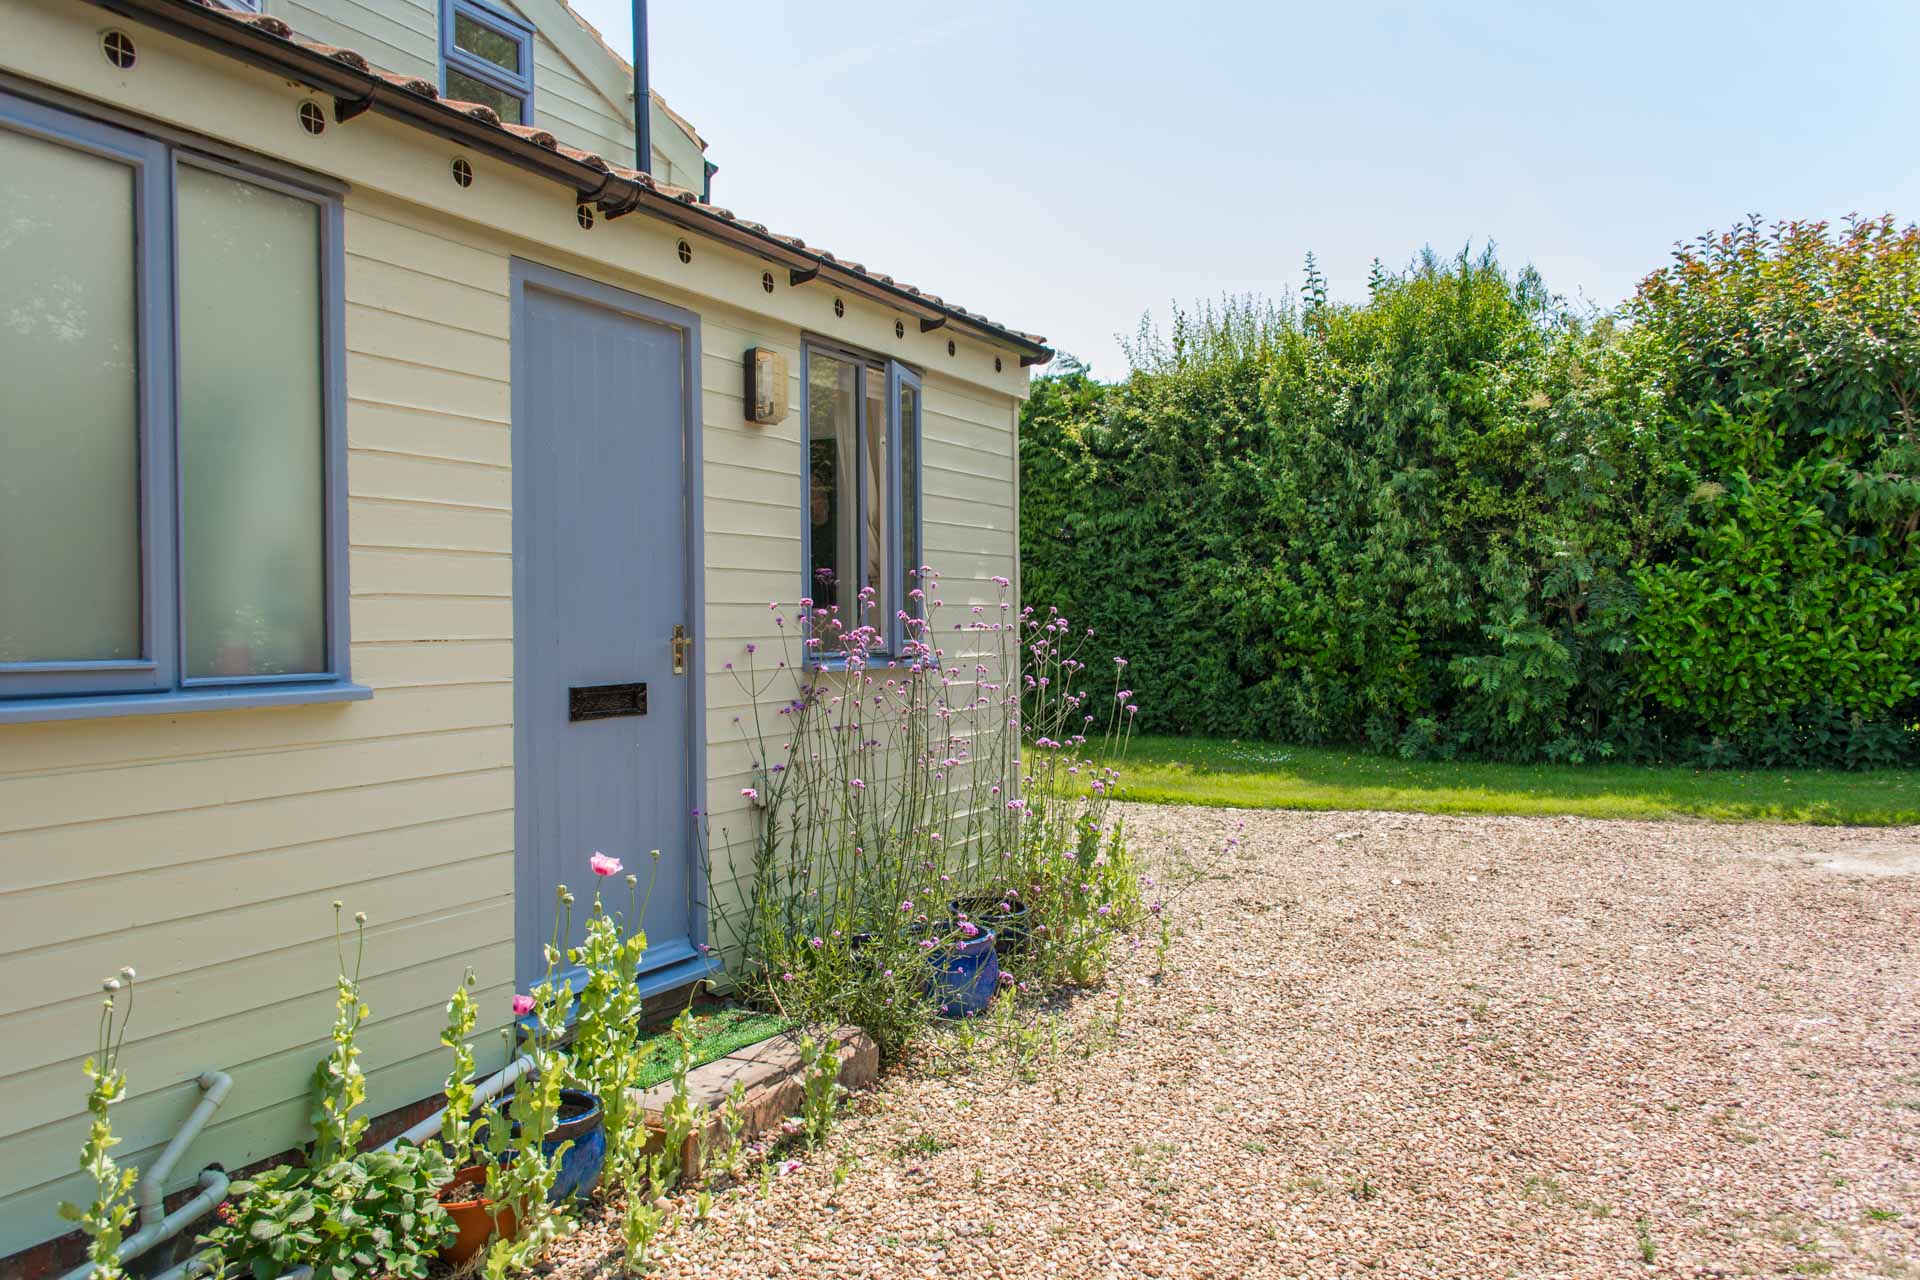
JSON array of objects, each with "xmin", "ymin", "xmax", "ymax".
[
  {"xmin": 445, "ymin": 67, "xmax": 524, "ymax": 124},
  {"xmin": 808, "ymin": 353, "xmax": 858, "ymax": 645},
  {"xmin": 898, "ymin": 379, "xmax": 920, "ymax": 630},
  {"xmin": 177, "ymin": 167, "xmax": 326, "ymax": 679},
  {"xmin": 453, "ymin": 10, "xmax": 523, "ymax": 74},
  {"xmin": 0, "ymin": 128, "xmax": 141, "ymax": 663},
  {"xmin": 861, "ymin": 365, "xmax": 891, "ymax": 636}
]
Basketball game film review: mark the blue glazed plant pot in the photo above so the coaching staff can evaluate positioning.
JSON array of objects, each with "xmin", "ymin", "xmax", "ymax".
[
  {"xmin": 503, "ymin": 1087, "xmax": 606, "ymax": 1202},
  {"xmin": 926, "ymin": 928, "xmax": 999, "ymax": 1018},
  {"xmin": 544, "ymin": 1088, "xmax": 606, "ymax": 1201}
]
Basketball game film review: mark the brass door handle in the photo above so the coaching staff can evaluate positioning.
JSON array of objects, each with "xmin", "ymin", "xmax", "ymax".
[{"xmin": 671, "ymin": 624, "xmax": 690, "ymax": 676}]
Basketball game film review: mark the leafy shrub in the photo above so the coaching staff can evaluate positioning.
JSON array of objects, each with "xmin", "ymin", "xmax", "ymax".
[
  {"xmin": 1622, "ymin": 218, "xmax": 1920, "ymax": 757},
  {"xmin": 202, "ymin": 1149, "xmax": 452, "ymax": 1280},
  {"xmin": 1023, "ymin": 221, "xmax": 1920, "ymax": 767}
]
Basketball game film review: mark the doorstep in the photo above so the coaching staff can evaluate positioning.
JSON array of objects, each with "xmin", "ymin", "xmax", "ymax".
[{"xmin": 630, "ymin": 1024, "xmax": 878, "ymax": 1178}]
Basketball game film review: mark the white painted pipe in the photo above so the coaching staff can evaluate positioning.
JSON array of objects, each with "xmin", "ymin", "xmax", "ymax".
[
  {"xmin": 379, "ymin": 1053, "xmax": 535, "ymax": 1153},
  {"xmin": 58, "ymin": 1071, "xmax": 233, "ymax": 1280},
  {"xmin": 138, "ymin": 1072, "xmax": 233, "ymax": 1233}
]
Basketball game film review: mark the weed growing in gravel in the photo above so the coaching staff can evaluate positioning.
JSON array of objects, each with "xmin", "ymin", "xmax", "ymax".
[
  {"xmin": 798, "ymin": 1030, "xmax": 846, "ymax": 1148},
  {"xmin": 620, "ymin": 1194, "xmax": 664, "ymax": 1273},
  {"xmin": 712, "ymin": 1080, "xmax": 749, "ymax": 1184},
  {"xmin": 830, "ymin": 1148, "xmax": 857, "ymax": 1191},
  {"xmin": 893, "ymin": 1132, "xmax": 947, "ymax": 1159},
  {"xmin": 619, "ymin": 1012, "xmax": 701, "ymax": 1274},
  {"xmin": 1636, "ymin": 1215, "xmax": 1658, "ymax": 1264}
]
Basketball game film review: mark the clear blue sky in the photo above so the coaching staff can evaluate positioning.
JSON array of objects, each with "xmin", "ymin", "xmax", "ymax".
[{"xmin": 569, "ymin": 0, "xmax": 1920, "ymax": 378}]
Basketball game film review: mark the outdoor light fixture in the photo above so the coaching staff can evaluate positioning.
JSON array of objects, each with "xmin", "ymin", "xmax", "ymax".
[{"xmin": 743, "ymin": 347, "xmax": 789, "ymax": 425}]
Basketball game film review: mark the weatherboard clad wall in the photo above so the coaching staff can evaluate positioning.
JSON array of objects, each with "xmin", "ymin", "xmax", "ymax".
[
  {"xmin": 0, "ymin": 0, "xmax": 1026, "ymax": 1260},
  {"xmin": 0, "ymin": 196, "xmax": 519, "ymax": 1247},
  {"xmin": 264, "ymin": 0, "xmax": 704, "ymax": 187}
]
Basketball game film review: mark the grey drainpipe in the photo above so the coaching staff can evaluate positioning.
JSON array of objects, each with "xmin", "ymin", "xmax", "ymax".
[{"xmin": 632, "ymin": 0, "xmax": 649, "ymax": 173}]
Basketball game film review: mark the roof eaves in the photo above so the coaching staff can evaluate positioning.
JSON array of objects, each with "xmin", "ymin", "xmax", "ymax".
[{"xmin": 78, "ymin": 0, "xmax": 1049, "ymax": 361}]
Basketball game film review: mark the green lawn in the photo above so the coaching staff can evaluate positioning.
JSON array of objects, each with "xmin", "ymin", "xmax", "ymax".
[{"xmin": 1106, "ymin": 735, "xmax": 1920, "ymax": 826}]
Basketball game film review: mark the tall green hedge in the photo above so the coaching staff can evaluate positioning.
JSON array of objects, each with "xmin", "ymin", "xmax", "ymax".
[{"xmin": 1021, "ymin": 221, "xmax": 1920, "ymax": 767}]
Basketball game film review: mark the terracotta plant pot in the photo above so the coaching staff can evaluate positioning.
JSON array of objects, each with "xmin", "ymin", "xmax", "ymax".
[{"xmin": 437, "ymin": 1164, "xmax": 513, "ymax": 1265}]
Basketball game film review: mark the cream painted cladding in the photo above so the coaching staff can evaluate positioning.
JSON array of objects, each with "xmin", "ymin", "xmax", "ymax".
[
  {"xmin": 0, "ymin": 0, "xmax": 1028, "ymax": 1259},
  {"xmin": 269, "ymin": 0, "xmax": 709, "ymax": 187}
]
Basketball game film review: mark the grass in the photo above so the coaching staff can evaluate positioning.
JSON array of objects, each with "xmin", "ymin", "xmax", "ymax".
[
  {"xmin": 1104, "ymin": 736, "xmax": 1920, "ymax": 826},
  {"xmin": 629, "ymin": 1005, "xmax": 789, "ymax": 1089}
]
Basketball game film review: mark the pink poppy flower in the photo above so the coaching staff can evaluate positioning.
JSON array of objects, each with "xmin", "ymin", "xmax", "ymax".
[
  {"xmin": 589, "ymin": 852, "xmax": 623, "ymax": 877},
  {"xmin": 511, "ymin": 994, "xmax": 535, "ymax": 1016}
]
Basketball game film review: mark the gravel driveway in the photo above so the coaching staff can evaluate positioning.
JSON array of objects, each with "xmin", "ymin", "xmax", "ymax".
[{"xmin": 570, "ymin": 805, "xmax": 1920, "ymax": 1279}]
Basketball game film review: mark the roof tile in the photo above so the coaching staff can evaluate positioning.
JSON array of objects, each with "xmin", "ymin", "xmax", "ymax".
[
  {"xmin": 440, "ymin": 99, "xmax": 503, "ymax": 127},
  {"xmin": 501, "ymin": 123, "xmax": 559, "ymax": 150}
]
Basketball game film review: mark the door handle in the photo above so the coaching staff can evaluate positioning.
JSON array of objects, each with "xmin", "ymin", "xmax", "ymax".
[{"xmin": 671, "ymin": 624, "xmax": 690, "ymax": 676}]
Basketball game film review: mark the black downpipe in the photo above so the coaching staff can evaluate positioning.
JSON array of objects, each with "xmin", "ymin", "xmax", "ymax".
[{"xmin": 632, "ymin": 0, "xmax": 649, "ymax": 173}]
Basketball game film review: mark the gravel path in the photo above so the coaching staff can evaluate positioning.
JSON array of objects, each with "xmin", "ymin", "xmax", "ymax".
[{"xmin": 562, "ymin": 806, "xmax": 1920, "ymax": 1279}]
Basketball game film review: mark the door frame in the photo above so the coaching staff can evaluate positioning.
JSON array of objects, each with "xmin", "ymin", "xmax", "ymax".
[{"xmin": 507, "ymin": 257, "xmax": 710, "ymax": 994}]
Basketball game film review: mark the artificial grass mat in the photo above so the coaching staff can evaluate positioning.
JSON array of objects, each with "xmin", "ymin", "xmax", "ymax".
[{"xmin": 630, "ymin": 1005, "xmax": 790, "ymax": 1090}]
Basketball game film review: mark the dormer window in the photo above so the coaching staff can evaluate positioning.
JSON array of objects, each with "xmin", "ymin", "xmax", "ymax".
[{"xmin": 440, "ymin": 0, "xmax": 534, "ymax": 125}]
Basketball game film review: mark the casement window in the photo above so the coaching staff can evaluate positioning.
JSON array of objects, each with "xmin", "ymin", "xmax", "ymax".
[
  {"xmin": 802, "ymin": 340, "xmax": 923, "ymax": 659},
  {"xmin": 0, "ymin": 90, "xmax": 358, "ymax": 724},
  {"xmin": 440, "ymin": 0, "xmax": 535, "ymax": 125}
]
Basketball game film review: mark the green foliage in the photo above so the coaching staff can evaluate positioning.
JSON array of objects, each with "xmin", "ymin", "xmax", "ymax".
[
  {"xmin": 565, "ymin": 870, "xmax": 650, "ymax": 1190},
  {"xmin": 200, "ymin": 913, "xmax": 454, "ymax": 1280},
  {"xmin": 1023, "ymin": 224, "xmax": 1920, "ymax": 767},
  {"xmin": 648, "ymin": 1011, "xmax": 700, "ymax": 1196},
  {"xmin": 59, "ymin": 970, "xmax": 139, "ymax": 1280},
  {"xmin": 482, "ymin": 893, "xmax": 576, "ymax": 1280},
  {"xmin": 621, "ymin": 1010, "xmax": 697, "ymax": 1274},
  {"xmin": 308, "ymin": 904, "xmax": 369, "ymax": 1168},
  {"xmin": 796, "ymin": 1031, "xmax": 845, "ymax": 1149},
  {"xmin": 437, "ymin": 968, "xmax": 482, "ymax": 1175},
  {"xmin": 1623, "ymin": 218, "xmax": 1920, "ymax": 761},
  {"xmin": 198, "ymin": 1148, "xmax": 453, "ymax": 1280},
  {"xmin": 706, "ymin": 579, "xmax": 1147, "ymax": 1063}
]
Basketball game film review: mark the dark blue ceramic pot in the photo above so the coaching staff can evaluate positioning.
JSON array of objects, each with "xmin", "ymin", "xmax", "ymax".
[{"xmin": 926, "ymin": 928, "xmax": 999, "ymax": 1018}]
